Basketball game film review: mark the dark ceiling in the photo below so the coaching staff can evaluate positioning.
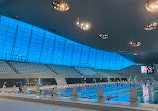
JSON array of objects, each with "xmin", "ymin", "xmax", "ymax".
[{"xmin": 0, "ymin": 0, "xmax": 158, "ymax": 64}]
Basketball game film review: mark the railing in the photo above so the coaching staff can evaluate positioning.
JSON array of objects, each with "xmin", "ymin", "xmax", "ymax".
[{"xmin": 0, "ymin": 82, "xmax": 158, "ymax": 106}]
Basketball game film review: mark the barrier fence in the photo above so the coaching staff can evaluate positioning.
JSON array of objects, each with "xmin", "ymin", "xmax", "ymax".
[{"xmin": 0, "ymin": 82, "xmax": 158, "ymax": 105}]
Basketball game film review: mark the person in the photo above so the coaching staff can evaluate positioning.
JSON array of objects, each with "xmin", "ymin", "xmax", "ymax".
[
  {"xmin": 145, "ymin": 83, "xmax": 146, "ymax": 86},
  {"xmin": 19, "ymin": 82, "xmax": 23, "ymax": 92},
  {"xmin": 51, "ymin": 88, "xmax": 55, "ymax": 97},
  {"xmin": 19, "ymin": 86, "xmax": 22, "ymax": 92},
  {"xmin": 2, "ymin": 84, "xmax": 6, "ymax": 90}
]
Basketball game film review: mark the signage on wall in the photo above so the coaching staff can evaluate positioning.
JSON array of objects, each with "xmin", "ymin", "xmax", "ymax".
[{"xmin": 141, "ymin": 66, "xmax": 154, "ymax": 74}]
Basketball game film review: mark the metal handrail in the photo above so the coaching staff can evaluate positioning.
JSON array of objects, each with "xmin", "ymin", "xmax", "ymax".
[
  {"xmin": 103, "ymin": 84, "xmax": 156, "ymax": 95},
  {"xmin": 107, "ymin": 85, "xmax": 158, "ymax": 99}
]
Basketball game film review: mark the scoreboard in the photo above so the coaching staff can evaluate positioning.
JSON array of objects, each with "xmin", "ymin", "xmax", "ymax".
[{"xmin": 141, "ymin": 66, "xmax": 154, "ymax": 74}]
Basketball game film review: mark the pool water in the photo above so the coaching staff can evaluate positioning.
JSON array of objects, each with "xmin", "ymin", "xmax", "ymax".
[{"xmin": 44, "ymin": 83, "xmax": 158, "ymax": 104}]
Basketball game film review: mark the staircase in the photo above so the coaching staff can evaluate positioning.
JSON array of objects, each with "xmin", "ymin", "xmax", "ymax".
[
  {"xmin": 71, "ymin": 66, "xmax": 83, "ymax": 76},
  {"xmin": 45, "ymin": 64, "xmax": 58, "ymax": 75},
  {"xmin": 6, "ymin": 60, "xmax": 20, "ymax": 74}
]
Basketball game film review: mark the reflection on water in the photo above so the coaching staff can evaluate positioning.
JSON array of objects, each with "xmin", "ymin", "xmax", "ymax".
[
  {"xmin": 142, "ymin": 84, "xmax": 149, "ymax": 103},
  {"xmin": 141, "ymin": 84, "xmax": 157, "ymax": 104},
  {"xmin": 150, "ymin": 86, "xmax": 154, "ymax": 103},
  {"xmin": 49, "ymin": 84, "xmax": 158, "ymax": 104}
]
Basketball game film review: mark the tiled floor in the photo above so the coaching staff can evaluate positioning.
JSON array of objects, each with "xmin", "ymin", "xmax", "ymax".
[{"xmin": 0, "ymin": 98, "xmax": 99, "ymax": 111}]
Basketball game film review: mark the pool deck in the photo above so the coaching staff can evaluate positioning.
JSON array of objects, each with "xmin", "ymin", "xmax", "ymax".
[
  {"xmin": 0, "ymin": 93, "xmax": 157, "ymax": 111},
  {"xmin": 0, "ymin": 98, "xmax": 98, "ymax": 111}
]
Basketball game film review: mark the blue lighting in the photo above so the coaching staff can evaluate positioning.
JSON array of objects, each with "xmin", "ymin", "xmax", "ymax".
[{"xmin": 0, "ymin": 15, "xmax": 136, "ymax": 70}]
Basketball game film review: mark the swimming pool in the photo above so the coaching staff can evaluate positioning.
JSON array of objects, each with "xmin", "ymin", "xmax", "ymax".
[{"xmin": 53, "ymin": 83, "xmax": 158, "ymax": 104}]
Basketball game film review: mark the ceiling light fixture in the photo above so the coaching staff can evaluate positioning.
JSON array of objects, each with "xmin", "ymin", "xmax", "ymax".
[
  {"xmin": 144, "ymin": 22, "xmax": 158, "ymax": 30},
  {"xmin": 12, "ymin": 16, "xmax": 20, "ymax": 19},
  {"xmin": 146, "ymin": 0, "xmax": 158, "ymax": 12},
  {"xmin": 49, "ymin": 28, "xmax": 56, "ymax": 32},
  {"xmin": 134, "ymin": 53, "xmax": 138, "ymax": 55},
  {"xmin": 129, "ymin": 42, "xmax": 141, "ymax": 47},
  {"xmin": 76, "ymin": 18, "xmax": 91, "ymax": 30},
  {"xmin": 118, "ymin": 50, "xmax": 126, "ymax": 53},
  {"xmin": 51, "ymin": 1, "xmax": 69, "ymax": 11},
  {"xmin": 99, "ymin": 34, "xmax": 109, "ymax": 39}
]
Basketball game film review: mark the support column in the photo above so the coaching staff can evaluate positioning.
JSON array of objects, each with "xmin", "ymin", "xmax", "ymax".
[
  {"xmin": 36, "ymin": 85, "xmax": 41, "ymax": 99},
  {"xmin": 129, "ymin": 88, "xmax": 139, "ymax": 106},
  {"xmin": 97, "ymin": 87, "xmax": 104, "ymax": 103},
  {"xmin": 72, "ymin": 87, "xmax": 78, "ymax": 101}
]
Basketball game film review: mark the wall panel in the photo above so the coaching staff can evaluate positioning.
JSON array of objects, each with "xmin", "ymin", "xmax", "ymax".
[{"xmin": 0, "ymin": 15, "xmax": 136, "ymax": 70}]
